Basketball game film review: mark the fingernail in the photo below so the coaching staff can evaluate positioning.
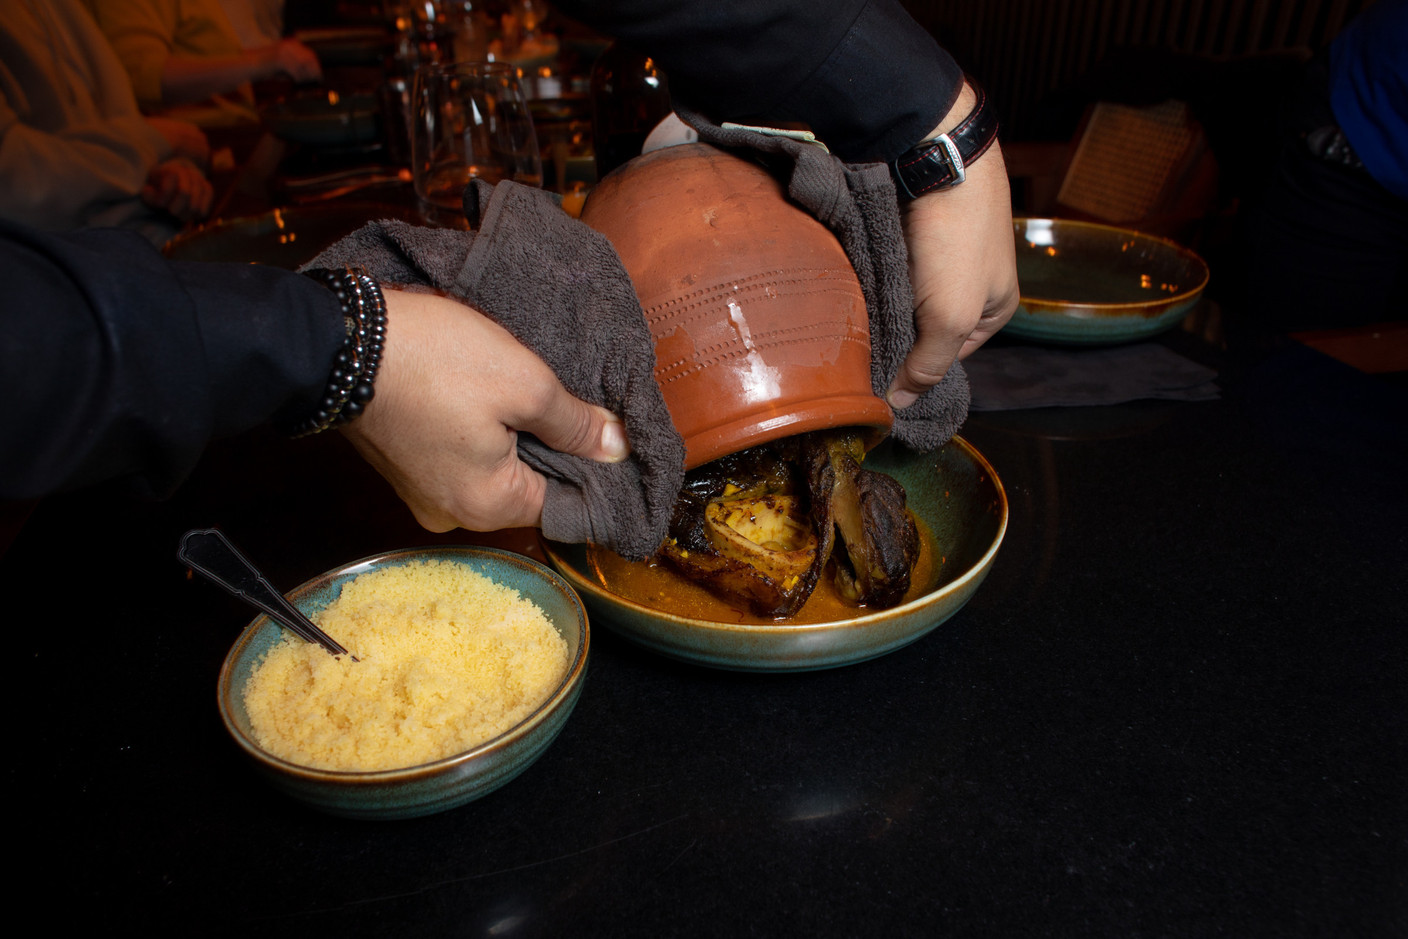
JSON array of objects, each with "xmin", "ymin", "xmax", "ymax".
[
  {"xmin": 599, "ymin": 418, "xmax": 629, "ymax": 462},
  {"xmin": 887, "ymin": 388, "xmax": 919, "ymax": 410}
]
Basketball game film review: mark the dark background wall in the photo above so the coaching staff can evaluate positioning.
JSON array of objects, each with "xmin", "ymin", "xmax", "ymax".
[{"xmin": 901, "ymin": 0, "xmax": 1378, "ymax": 141}]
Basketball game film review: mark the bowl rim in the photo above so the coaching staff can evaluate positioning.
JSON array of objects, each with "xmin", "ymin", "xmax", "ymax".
[
  {"xmin": 543, "ymin": 434, "xmax": 1008, "ymax": 635},
  {"xmin": 1012, "ymin": 216, "xmax": 1210, "ymax": 312},
  {"xmin": 217, "ymin": 544, "xmax": 589, "ymax": 784},
  {"xmin": 263, "ymin": 90, "xmax": 380, "ymax": 116}
]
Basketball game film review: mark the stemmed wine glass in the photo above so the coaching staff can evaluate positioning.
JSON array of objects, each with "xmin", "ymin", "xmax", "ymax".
[{"xmin": 411, "ymin": 60, "xmax": 543, "ymax": 227}]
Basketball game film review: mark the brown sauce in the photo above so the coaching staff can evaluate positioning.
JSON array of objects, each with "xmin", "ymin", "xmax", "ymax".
[{"xmin": 586, "ymin": 519, "xmax": 943, "ymax": 625}]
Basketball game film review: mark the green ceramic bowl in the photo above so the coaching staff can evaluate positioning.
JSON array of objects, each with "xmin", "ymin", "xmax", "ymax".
[
  {"xmin": 294, "ymin": 26, "xmax": 393, "ymax": 68},
  {"xmin": 217, "ymin": 546, "xmax": 589, "ymax": 820},
  {"xmin": 262, "ymin": 90, "xmax": 381, "ymax": 147},
  {"xmin": 544, "ymin": 436, "xmax": 1006, "ymax": 672},
  {"xmin": 1006, "ymin": 217, "xmax": 1209, "ymax": 345}
]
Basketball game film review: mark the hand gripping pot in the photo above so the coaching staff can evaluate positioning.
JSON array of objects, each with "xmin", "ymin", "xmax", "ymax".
[{"xmin": 581, "ymin": 142, "xmax": 894, "ymax": 469}]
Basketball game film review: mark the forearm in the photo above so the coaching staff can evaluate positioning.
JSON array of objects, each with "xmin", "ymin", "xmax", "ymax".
[
  {"xmin": 889, "ymin": 78, "xmax": 1017, "ymax": 401},
  {"xmin": 159, "ymin": 51, "xmax": 267, "ymax": 106},
  {"xmin": 0, "ymin": 223, "xmax": 343, "ymax": 499},
  {"xmin": 557, "ymin": 0, "xmax": 961, "ymax": 162}
]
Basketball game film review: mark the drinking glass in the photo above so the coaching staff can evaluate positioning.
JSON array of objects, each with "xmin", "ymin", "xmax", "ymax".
[{"xmin": 411, "ymin": 61, "xmax": 543, "ymax": 226}]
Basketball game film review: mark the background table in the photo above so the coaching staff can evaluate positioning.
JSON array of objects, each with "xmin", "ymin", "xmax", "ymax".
[{"xmin": 6, "ymin": 337, "xmax": 1404, "ymax": 935}]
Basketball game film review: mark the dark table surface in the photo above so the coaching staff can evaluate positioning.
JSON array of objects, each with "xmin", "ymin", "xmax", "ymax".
[{"xmin": 6, "ymin": 336, "xmax": 1405, "ymax": 936}]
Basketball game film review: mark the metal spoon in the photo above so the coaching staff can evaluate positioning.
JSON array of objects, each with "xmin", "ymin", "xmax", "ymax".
[{"xmin": 178, "ymin": 528, "xmax": 355, "ymax": 660}]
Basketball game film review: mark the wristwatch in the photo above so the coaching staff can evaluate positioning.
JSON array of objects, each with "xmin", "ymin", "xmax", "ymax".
[{"xmin": 890, "ymin": 80, "xmax": 1000, "ymax": 200}]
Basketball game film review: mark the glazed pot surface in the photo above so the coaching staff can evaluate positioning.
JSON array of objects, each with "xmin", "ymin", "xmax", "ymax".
[{"xmin": 582, "ymin": 143, "xmax": 892, "ymax": 468}]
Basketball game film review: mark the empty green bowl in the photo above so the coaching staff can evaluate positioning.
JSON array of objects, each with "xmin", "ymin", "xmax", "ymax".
[
  {"xmin": 262, "ymin": 90, "xmax": 381, "ymax": 147},
  {"xmin": 217, "ymin": 546, "xmax": 589, "ymax": 820},
  {"xmin": 1006, "ymin": 217, "xmax": 1209, "ymax": 345}
]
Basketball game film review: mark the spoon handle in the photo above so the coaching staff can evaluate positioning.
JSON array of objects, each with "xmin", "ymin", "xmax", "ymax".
[{"xmin": 178, "ymin": 528, "xmax": 352, "ymax": 659}]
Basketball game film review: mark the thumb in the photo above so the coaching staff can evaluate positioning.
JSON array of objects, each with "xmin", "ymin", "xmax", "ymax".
[
  {"xmin": 519, "ymin": 385, "xmax": 630, "ymax": 464},
  {"xmin": 886, "ymin": 328, "xmax": 962, "ymax": 410}
]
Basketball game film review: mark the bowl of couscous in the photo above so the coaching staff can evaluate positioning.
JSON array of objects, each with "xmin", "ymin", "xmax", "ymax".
[{"xmin": 217, "ymin": 545, "xmax": 589, "ymax": 820}]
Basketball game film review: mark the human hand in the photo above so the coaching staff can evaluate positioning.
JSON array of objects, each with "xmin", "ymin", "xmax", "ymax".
[
  {"xmin": 341, "ymin": 289, "xmax": 630, "ymax": 532},
  {"xmin": 140, "ymin": 157, "xmax": 214, "ymax": 222},
  {"xmin": 888, "ymin": 87, "xmax": 1019, "ymax": 408},
  {"xmin": 267, "ymin": 39, "xmax": 323, "ymax": 84},
  {"xmin": 144, "ymin": 116, "xmax": 211, "ymax": 168}
]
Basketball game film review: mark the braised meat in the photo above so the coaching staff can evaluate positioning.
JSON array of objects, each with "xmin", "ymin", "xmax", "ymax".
[{"xmin": 657, "ymin": 431, "xmax": 920, "ymax": 618}]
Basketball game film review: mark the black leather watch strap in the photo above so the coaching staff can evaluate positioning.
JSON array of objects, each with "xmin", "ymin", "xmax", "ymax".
[{"xmin": 890, "ymin": 80, "xmax": 1000, "ymax": 200}]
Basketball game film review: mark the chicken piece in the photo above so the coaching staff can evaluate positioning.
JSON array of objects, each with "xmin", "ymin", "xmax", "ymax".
[
  {"xmin": 660, "ymin": 467, "xmax": 828, "ymax": 618},
  {"xmin": 829, "ymin": 463, "xmax": 920, "ymax": 608},
  {"xmin": 803, "ymin": 432, "xmax": 919, "ymax": 609},
  {"xmin": 659, "ymin": 430, "xmax": 918, "ymax": 618}
]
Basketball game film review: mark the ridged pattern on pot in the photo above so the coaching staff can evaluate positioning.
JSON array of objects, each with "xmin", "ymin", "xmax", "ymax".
[{"xmin": 583, "ymin": 143, "xmax": 892, "ymax": 468}]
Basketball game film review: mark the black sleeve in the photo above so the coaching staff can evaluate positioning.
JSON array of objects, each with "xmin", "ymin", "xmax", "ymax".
[
  {"xmin": 556, "ymin": 0, "xmax": 963, "ymax": 163},
  {"xmin": 0, "ymin": 221, "xmax": 344, "ymax": 500}
]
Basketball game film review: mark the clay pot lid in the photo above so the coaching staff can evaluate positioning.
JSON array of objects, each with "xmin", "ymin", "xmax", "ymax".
[{"xmin": 582, "ymin": 143, "xmax": 892, "ymax": 469}]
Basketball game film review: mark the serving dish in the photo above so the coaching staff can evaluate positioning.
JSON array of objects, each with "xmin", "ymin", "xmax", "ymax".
[
  {"xmin": 217, "ymin": 546, "xmax": 589, "ymax": 820},
  {"xmin": 262, "ymin": 90, "xmax": 381, "ymax": 147},
  {"xmin": 1005, "ymin": 217, "xmax": 1209, "ymax": 345},
  {"xmin": 293, "ymin": 26, "xmax": 393, "ymax": 67},
  {"xmin": 544, "ymin": 436, "xmax": 1006, "ymax": 672}
]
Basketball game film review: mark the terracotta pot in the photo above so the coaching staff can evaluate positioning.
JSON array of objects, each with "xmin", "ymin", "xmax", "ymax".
[{"xmin": 581, "ymin": 142, "xmax": 892, "ymax": 469}]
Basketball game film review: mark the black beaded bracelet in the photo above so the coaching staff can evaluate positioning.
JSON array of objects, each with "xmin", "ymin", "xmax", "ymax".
[{"xmin": 288, "ymin": 267, "xmax": 388, "ymax": 438}]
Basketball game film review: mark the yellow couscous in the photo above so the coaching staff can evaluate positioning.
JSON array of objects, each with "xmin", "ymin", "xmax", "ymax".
[{"xmin": 243, "ymin": 559, "xmax": 568, "ymax": 771}]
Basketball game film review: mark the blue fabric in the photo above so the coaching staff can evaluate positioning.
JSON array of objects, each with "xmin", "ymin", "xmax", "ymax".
[{"xmin": 1328, "ymin": 0, "xmax": 1408, "ymax": 199}]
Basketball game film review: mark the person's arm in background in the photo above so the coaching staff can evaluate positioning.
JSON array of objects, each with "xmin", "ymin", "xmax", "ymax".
[
  {"xmin": 139, "ymin": 115, "xmax": 215, "ymax": 219},
  {"xmin": 83, "ymin": 0, "xmax": 320, "ymax": 110},
  {"xmin": 144, "ymin": 114, "xmax": 210, "ymax": 166},
  {"xmin": 157, "ymin": 39, "xmax": 322, "ymax": 105},
  {"xmin": 892, "ymin": 81, "xmax": 1017, "ymax": 407},
  {"xmin": 0, "ymin": 91, "xmax": 146, "ymax": 229},
  {"xmin": 556, "ymin": 0, "xmax": 1017, "ymax": 400},
  {"xmin": 0, "ymin": 223, "xmax": 624, "ymax": 530},
  {"xmin": 1, "ymin": 74, "xmax": 213, "ymax": 231},
  {"xmin": 0, "ymin": 96, "xmax": 211, "ymax": 229},
  {"xmin": 0, "ymin": 1, "xmax": 212, "ymax": 231}
]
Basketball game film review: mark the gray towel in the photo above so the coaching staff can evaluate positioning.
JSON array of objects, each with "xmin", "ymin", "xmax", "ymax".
[
  {"xmin": 306, "ymin": 180, "xmax": 684, "ymax": 560},
  {"xmin": 674, "ymin": 106, "xmax": 970, "ymax": 452}
]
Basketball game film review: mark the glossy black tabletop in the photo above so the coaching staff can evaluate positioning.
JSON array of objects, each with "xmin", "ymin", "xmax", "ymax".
[{"xmin": 6, "ymin": 337, "xmax": 1405, "ymax": 936}]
